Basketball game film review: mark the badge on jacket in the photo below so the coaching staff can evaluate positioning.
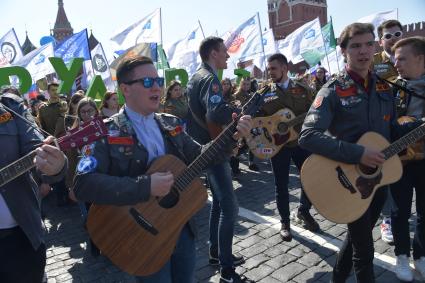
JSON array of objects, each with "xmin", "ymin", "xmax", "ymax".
[
  {"xmin": 0, "ymin": 112, "xmax": 12, "ymax": 123},
  {"xmin": 77, "ymin": 156, "xmax": 98, "ymax": 173}
]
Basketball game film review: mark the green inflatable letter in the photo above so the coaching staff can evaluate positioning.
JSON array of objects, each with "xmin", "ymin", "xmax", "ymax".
[
  {"xmin": 49, "ymin": 57, "xmax": 84, "ymax": 94},
  {"xmin": 0, "ymin": 66, "xmax": 32, "ymax": 94}
]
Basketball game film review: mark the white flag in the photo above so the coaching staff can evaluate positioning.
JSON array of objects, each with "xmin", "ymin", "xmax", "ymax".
[
  {"xmin": 13, "ymin": 43, "xmax": 54, "ymax": 82},
  {"xmin": 223, "ymin": 15, "xmax": 263, "ymax": 63},
  {"xmin": 166, "ymin": 24, "xmax": 204, "ymax": 77},
  {"xmin": 321, "ymin": 46, "xmax": 345, "ymax": 75},
  {"xmin": 357, "ymin": 9, "xmax": 398, "ymax": 39},
  {"xmin": 276, "ymin": 18, "xmax": 323, "ymax": 64},
  {"xmin": 91, "ymin": 43, "xmax": 115, "ymax": 91},
  {"xmin": 252, "ymin": 28, "xmax": 277, "ymax": 71},
  {"xmin": 110, "ymin": 8, "xmax": 161, "ymax": 55},
  {"xmin": 0, "ymin": 28, "xmax": 24, "ymax": 67}
]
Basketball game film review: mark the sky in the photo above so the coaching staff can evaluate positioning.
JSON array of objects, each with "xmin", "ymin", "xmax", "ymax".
[{"xmin": 0, "ymin": 0, "xmax": 424, "ymax": 58}]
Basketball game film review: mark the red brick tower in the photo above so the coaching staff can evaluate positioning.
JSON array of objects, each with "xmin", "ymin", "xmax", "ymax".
[
  {"xmin": 52, "ymin": 0, "xmax": 73, "ymax": 42},
  {"xmin": 268, "ymin": 0, "xmax": 327, "ymax": 40}
]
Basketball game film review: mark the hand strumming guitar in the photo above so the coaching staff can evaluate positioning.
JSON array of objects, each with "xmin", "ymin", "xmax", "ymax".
[
  {"xmin": 150, "ymin": 171, "xmax": 174, "ymax": 197},
  {"xmin": 34, "ymin": 136, "xmax": 66, "ymax": 176}
]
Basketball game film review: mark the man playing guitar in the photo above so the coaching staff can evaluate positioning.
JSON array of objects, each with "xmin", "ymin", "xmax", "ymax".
[
  {"xmin": 298, "ymin": 23, "xmax": 423, "ymax": 283},
  {"xmin": 259, "ymin": 53, "xmax": 319, "ymax": 241}
]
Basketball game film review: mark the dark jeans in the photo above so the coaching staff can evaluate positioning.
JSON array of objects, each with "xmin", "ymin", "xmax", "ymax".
[
  {"xmin": 52, "ymin": 178, "xmax": 68, "ymax": 204},
  {"xmin": 206, "ymin": 161, "xmax": 239, "ymax": 269},
  {"xmin": 270, "ymin": 145, "xmax": 312, "ymax": 224},
  {"xmin": 0, "ymin": 226, "xmax": 46, "ymax": 283},
  {"xmin": 391, "ymin": 160, "xmax": 425, "ymax": 260},
  {"xmin": 137, "ymin": 225, "xmax": 196, "ymax": 283},
  {"xmin": 332, "ymin": 188, "xmax": 387, "ymax": 283}
]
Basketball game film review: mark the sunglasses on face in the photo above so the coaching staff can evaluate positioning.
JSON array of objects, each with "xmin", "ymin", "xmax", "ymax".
[
  {"xmin": 382, "ymin": 31, "xmax": 403, "ymax": 40},
  {"xmin": 123, "ymin": 77, "xmax": 165, "ymax": 88}
]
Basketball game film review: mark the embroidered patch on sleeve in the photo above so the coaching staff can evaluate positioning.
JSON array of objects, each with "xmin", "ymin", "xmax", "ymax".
[
  {"xmin": 211, "ymin": 83, "xmax": 220, "ymax": 93},
  {"xmin": 313, "ymin": 96, "xmax": 323, "ymax": 109},
  {"xmin": 209, "ymin": 94, "xmax": 222, "ymax": 104}
]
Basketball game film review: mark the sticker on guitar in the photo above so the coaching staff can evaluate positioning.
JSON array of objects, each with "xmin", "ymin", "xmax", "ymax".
[{"xmin": 246, "ymin": 108, "xmax": 307, "ymax": 159}]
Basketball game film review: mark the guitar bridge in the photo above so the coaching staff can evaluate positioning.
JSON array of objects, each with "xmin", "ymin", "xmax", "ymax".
[
  {"xmin": 335, "ymin": 166, "xmax": 356, "ymax": 194},
  {"xmin": 129, "ymin": 207, "xmax": 158, "ymax": 235}
]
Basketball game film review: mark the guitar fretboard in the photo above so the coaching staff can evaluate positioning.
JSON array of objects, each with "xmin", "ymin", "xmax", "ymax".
[
  {"xmin": 171, "ymin": 87, "xmax": 268, "ymax": 192},
  {"xmin": 287, "ymin": 112, "xmax": 307, "ymax": 128},
  {"xmin": 0, "ymin": 151, "xmax": 37, "ymax": 187},
  {"xmin": 382, "ymin": 123, "xmax": 425, "ymax": 160}
]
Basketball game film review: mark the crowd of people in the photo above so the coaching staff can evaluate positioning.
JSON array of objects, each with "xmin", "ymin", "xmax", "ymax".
[{"xmin": 0, "ymin": 18, "xmax": 424, "ymax": 283}]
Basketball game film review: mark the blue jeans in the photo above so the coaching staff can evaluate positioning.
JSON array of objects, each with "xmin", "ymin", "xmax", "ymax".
[
  {"xmin": 381, "ymin": 188, "xmax": 394, "ymax": 218},
  {"xmin": 271, "ymin": 146, "xmax": 312, "ymax": 224},
  {"xmin": 137, "ymin": 225, "xmax": 196, "ymax": 283},
  {"xmin": 206, "ymin": 161, "xmax": 239, "ymax": 269}
]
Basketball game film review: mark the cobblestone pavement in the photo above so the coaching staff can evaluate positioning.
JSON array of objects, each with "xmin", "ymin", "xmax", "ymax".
[{"xmin": 42, "ymin": 157, "xmax": 422, "ymax": 283}]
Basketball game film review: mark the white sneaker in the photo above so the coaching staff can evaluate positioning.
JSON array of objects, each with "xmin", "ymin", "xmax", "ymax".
[
  {"xmin": 414, "ymin": 256, "xmax": 425, "ymax": 279},
  {"xmin": 395, "ymin": 255, "xmax": 413, "ymax": 282},
  {"xmin": 380, "ymin": 217, "xmax": 394, "ymax": 244}
]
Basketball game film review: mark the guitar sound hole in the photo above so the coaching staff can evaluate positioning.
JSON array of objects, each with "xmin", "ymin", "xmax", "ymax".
[
  {"xmin": 358, "ymin": 164, "xmax": 379, "ymax": 176},
  {"xmin": 277, "ymin": 122, "xmax": 289, "ymax": 134},
  {"xmin": 157, "ymin": 187, "xmax": 180, "ymax": 208}
]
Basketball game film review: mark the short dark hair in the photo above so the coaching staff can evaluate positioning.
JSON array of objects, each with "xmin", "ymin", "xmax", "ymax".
[
  {"xmin": 116, "ymin": 56, "xmax": 154, "ymax": 85},
  {"xmin": 199, "ymin": 37, "xmax": 224, "ymax": 62},
  {"xmin": 377, "ymin": 20, "xmax": 403, "ymax": 38},
  {"xmin": 393, "ymin": 36, "xmax": 425, "ymax": 63},
  {"xmin": 339, "ymin": 23, "xmax": 375, "ymax": 49},
  {"xmin": 47, "ymin": 82, "xmax": 59, "ymax": 91},
  {"xmin": 36, "ymin": 94, "xmax": 47, "ymax": 101},
  {"xmin": 267, "ymin": 53, "xmax": 288, "ymax": 66}
]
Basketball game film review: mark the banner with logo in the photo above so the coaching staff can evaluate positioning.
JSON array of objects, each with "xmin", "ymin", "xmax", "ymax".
[
  {"xmin": 54, "ymin": 29, "xmax": 90, "ymax": 65},
  {"xmin": 13, "ymin": 42, "xmax": 55, "ymax": 82},
  {"xmin": 110, "ymin": 8, "xmax": 161, "ymax": 55},
  {"xmin": 91, "ymin": 43, "xmax": 115, "ymax": 91},
  {"xmin": 0, "ymin": 28, "xmax": 24, "ymax": 67},
  {"xmin": 223, "ymin": 14, "xmax": 263, "ymax": 63},
  {"xmin": 166, "ymin": 24, "xmax": 204, "ymax": 77}
]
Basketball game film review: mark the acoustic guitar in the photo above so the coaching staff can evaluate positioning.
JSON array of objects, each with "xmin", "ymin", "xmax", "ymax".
[
  {"xmin": 86, "ymin": 90, "xmax": 267, "ymax": 276},
  {"xmin": 300, "ymin": 121, "xmax": 425, "ymax": 224},
  {"xmin": 245, "ymin": 108, "xmax": 306, "ymax": 159},
  {"xmin": 0, "ymin": 117, "xmax": 107, "ymax": 187}
]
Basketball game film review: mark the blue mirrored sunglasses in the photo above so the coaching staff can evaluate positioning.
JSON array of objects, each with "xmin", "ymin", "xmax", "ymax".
[{"xmin": 124, "ymin": 77, "xmax": 165, "ymax": 88}]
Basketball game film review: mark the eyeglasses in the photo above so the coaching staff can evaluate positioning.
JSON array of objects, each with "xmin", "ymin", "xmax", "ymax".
[
  {"xmin": 382, "ymin": 31, "xmax": 403, "ymax": 40},
  {"xmin": 123, "ymin": 77, "xmax": 165, "ymax": 88}
]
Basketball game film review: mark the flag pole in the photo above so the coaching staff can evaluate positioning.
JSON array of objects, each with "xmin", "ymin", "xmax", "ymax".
[
  {"xmin": 319, "ymin": 19, "xmax": 332, "ymax": 75},
  {"xmin": 159, "ymin": 8, "xmax": 166, "ymax": 77},
  {"xmin": 256, "ymin": 12, "xmax": 268, "ymax": 79},
  {"xmin": 198, "ymin": 20, "xmax": 206, "ymax": 39},
  {"xmin": 330, "ymin": 17, "xmax": 340, "ymax": 73}
]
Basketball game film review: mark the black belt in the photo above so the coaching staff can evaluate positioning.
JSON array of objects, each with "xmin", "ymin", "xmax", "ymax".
[{"xmin": 0, "ymin": 226, "xmax": 20, "ymax": 239}]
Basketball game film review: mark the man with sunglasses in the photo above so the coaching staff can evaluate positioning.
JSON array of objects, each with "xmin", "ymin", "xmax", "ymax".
[
  {"xmin": 373, "ymin": 20, "xmax": 404, "ymax": 82},
  {"xmin": 372, "ymin": 19, "xmax": 404, "ymax": 246},
  {"xmin": 73, "ymin": 56, "xmax": 252, "ymax": 283}
]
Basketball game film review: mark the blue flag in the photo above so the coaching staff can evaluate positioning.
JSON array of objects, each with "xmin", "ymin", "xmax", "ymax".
[{"xmin": 55, "ymin": 29, "xmax": 90, "ymax": 65}]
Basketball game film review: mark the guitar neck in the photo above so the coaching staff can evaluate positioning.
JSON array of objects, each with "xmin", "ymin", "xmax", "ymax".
[
  {"xmin": 0, "ymin": 151, "xmax": 37, "ymax": 187},
  {"xmin": 287, "ymin": 112, "xmax": 307, "ymax": 128},
  {"xmin": 174, "ymin": 121, "xmax": 237, "ymax": 191},
  {"xmin": 382, "ymin": 123, "xmax": 425, "ymax": 160}
]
